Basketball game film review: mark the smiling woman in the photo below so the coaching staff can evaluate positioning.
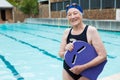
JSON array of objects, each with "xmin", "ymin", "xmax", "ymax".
[{"xmin": 58, "ymin": 3, "xmax": 107, "ymax": 80}]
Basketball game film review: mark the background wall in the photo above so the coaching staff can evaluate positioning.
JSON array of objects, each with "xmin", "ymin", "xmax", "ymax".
[{"xmin": 24, "ymin": 18, "xmax": 120, "ymax": 31}]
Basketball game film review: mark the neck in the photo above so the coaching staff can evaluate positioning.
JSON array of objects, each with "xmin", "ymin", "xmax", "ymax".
[{"xmin": 73, "ymin": 23, "xmax": 85, "ymax": 31}]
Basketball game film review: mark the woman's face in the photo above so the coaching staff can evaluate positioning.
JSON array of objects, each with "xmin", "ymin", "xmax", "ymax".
[{"xmin": 67, "ymin": 8, "xmax": 82, "ymax": 27}]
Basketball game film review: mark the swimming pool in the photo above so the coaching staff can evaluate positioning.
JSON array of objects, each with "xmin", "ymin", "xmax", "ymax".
[{"xmin": 0, "ymin": 23, "xmax": 120, "ymax": 80}]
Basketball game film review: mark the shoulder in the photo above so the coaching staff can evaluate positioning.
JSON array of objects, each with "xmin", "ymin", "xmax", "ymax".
[
  {"xmin": 61, "ymin": 28, "xmax": 71, "ymax": 39},
  {"xmin": 63, "ymin": 28, "xmax": 71, "ymax": 35},
  {"xmin": 87, "ymin": 25, "xmax": 98, "ymax": 34},
  {"xmin": 62, "ymin": 28, "xmax": 71, "ymax": 41},
  {"xmin": 87, "ymin": 25, "xmax": 99, "ymax": 43}
]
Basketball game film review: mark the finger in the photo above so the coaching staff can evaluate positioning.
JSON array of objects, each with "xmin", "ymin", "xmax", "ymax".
[
  {"xmin": 69, "ymin": 68, "xmax": 72, "ymax": 71},
  {"xmin": 69, "ymin": 68, "xmax": 76, "ymax": 74},
  {"xmin": 69, "ymin": 67, "xmax": 74, "ymax": 71},
  {"xmin": 69, "ymin": 44, "xmax": 74, "ymax": 51}
]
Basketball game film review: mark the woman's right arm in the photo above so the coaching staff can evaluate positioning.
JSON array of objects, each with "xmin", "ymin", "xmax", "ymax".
[{"xmin": 58, "ymin": 28, "xmax": 70, "ymax": 59}]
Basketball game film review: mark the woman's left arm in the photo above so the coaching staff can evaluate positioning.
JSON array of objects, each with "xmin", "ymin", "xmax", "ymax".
[
  {"xmin": 70, "ymin": 26, "xmax": 107, "ymax": 74},
  {"xmin": 83, "ymin": 26, "xmax": 107, "ymax": 69}
]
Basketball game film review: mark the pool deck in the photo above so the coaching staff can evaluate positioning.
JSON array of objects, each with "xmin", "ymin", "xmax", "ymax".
[{"xmin": 99, "ymin": 73, "xmax": 120, "ymax": 80}]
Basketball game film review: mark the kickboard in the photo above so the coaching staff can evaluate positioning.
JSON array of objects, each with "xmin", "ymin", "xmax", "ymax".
[{"xmin": 64, "ymin": 41, "xmax": 107, "ymax": 80}]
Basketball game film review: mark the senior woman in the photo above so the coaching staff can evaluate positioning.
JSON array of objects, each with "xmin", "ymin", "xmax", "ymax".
[{"xmin": 58, "ymin": 3, "xmax": 107, "ymax": 80}]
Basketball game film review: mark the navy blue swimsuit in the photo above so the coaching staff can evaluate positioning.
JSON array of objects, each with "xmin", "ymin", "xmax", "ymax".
[{"xmin": 64, "ymin": 25, "xmax": 88, "ymax": 80}]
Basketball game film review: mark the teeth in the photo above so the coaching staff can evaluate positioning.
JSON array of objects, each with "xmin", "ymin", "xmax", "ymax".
[
  {"xmin": 72, "ymin": 20, "xmax": 76, "ymax": 22},
  {"xmin": 72, "ymin": 19, "xmax": 77, "ymax": 22}
]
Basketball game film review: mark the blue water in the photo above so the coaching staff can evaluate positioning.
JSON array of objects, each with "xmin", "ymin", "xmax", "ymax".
[{"xmin": 0, "ymin": 23, "xmax": 120, "ymax": 80}]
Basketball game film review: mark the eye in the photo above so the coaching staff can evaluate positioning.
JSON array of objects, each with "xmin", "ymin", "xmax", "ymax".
[
  {"xmin": 73, "ymin": 11, "xmax": 78, "ymax": 15},
  {"xmin": 67, "ymin": 13, "xmax": 71, "ymax": 16}
]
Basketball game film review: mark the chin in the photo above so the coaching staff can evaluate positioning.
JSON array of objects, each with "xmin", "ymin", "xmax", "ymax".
[{"xmin": 71, "ymin": 23, "xmax": 79, "ymax": 27}]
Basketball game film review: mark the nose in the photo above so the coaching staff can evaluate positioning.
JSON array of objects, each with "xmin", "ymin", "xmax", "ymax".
[{"xmin": 71, "ymin": 14, "xmax": 75, "ymax": 19}]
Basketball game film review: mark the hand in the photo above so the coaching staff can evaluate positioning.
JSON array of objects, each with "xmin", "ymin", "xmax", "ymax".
[
  {"xmin": 65, "ymin": 43, "xmax": 74, "ymax": 51},
  {"xmin": 69, "ymin": 65, "xmax": 86, "ymax": 75}
]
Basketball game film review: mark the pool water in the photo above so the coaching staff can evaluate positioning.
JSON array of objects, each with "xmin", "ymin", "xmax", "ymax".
[{"xmin": 0, "ymin": 23, "xmax": 120, "ymax": 80}]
